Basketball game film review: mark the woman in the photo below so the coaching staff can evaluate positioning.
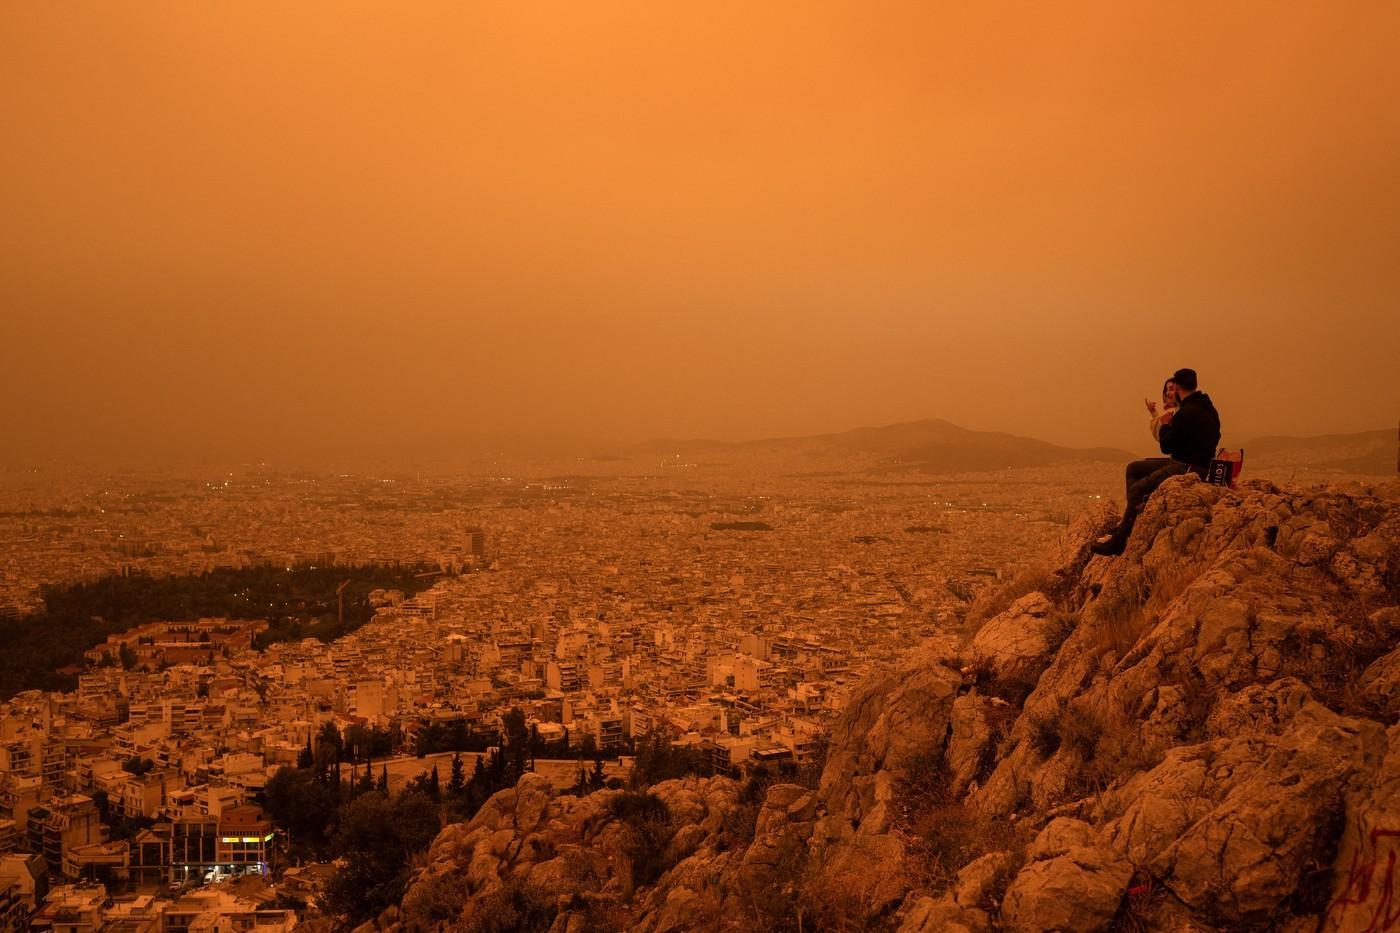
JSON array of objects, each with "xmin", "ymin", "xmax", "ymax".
[{"xmin": 1145, "ymin": 379, "xmax": 1178, "ymax": 442}]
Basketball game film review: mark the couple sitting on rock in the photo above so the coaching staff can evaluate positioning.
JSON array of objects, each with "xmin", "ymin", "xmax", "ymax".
[{"xmin": 1092, "ymin": 367, "xmax": 1221, "ymax": 557}]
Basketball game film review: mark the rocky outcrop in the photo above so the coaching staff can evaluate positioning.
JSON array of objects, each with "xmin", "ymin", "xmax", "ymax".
[
  {"xmin": 379, "ymin": 477, "xmax": 1400, "ymax": 932},
  {"xmin": 1001, "ymin": 819, "xmax": 1132, "ymax": 932},
  {"xmin": 969, "ymin": 591, "xmax": 1070, "ymax": 687}
]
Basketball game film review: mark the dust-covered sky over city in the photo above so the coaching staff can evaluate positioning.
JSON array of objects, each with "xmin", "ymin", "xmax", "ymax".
[{"xmin": 3, "ymin": 2, "xmax": 1397, "ymax": 464}]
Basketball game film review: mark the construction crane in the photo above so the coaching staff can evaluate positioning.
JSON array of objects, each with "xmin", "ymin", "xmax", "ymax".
[{"xmin": 336, "ymin": 579, "xmax": 350, "ymax": 628}]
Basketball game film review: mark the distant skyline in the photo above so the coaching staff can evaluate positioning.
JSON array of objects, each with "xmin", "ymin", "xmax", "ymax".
[{"xmin": 3, "ymin": 3, "xmax": 1398, "ymax": 464}]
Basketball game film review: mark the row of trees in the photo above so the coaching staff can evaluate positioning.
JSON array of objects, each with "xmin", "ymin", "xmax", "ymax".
[
  {"xmin": 262, "ymin": 710, "xmax": 542, "ymax": 925},
  {"xmin": 414, "ymin": 718, "xmax": 633, "ymax": 761}
]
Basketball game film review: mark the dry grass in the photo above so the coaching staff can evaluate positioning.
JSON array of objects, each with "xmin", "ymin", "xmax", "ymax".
[
  {"xmin": 1175, "ymin": 667, "xmax": 1217, "ymax": 744},
  {"xmin": 453, "ymin": 878, "xmax": 557, "ymax": 933},
  {"xmin": 973, "ymin": 700, "xmax": 1020, "ymax": 785},
  {"xmin": 964, "ymin": 563, "xmax": 1059, "ymax": 632},
  {"xmin": 893, "ymin": 745, "xmax": 1029, "ymax": 898},
  {"xmin": 1059, "ymin": 706, "xmax": 1101, "ymax": 761},
  {"xmin": 1108, "ymin": 875, "xmax": 1168, "ymax": 933},
  {"xmin": 717, "ymin": 771, "xmax": 772, "ymax": 850},
  {"xmin": 1025, "ymin": 702, "xmax": 1164, "ymax": 801},
  {"xmin": 902, "ymin": 801, "xmax": 1026, "ymax": 897},
  {"xmin": 899, "ymin": 747, "xmax": 956, "ymax": 809},
  {"xmin": 735, "ymin": 837, "xmax": 879, "ymax": 933},
  {"xmin": 403, "ymin": 871, "xmax": 472, "ymax": 925},
  {"xmin": 1027, "ymin": 710, "xmax": 1063, "ymax": 760},
  {"xmin": 1074, "ymin": 712, "xmax": 1167, "ymax": 798},
  {"xmin": 1276, "ymin": 619, "xmax": 1392, "ymax": 720},
  {"xmin": 1025, "ymin": 702, "xmax": 1098, "ymax": 764},
  {"xmin": 793, "ymin": 869, "xmax": 896, "ymax": 933},
  {"xmin": 1088, "ymin": 588, "xmax": 1154, "ymax": 661},
  {"xmin": 1143, "ymin": 560, "xmax": 1198, "ymax": 614}
]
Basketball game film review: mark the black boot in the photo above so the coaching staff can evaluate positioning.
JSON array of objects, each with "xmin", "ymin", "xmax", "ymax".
[
  {"xmin": 1092, "ymin": 529, "xmax": 1125, "ymax": 551},
  {"xmin": 1090, "ymin": 526, "xmax": 1129, "ymax": 557}
]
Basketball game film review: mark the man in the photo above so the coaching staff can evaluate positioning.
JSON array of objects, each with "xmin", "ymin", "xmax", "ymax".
[{"xmin": 1091, "ymin": 368, "xmax": 1221, "ymax": 557}]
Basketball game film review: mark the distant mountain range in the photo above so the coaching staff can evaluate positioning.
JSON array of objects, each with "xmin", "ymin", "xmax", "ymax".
[
  {"xmin": 1241, "ymin": 428, "xmax": 1396, "ymax": 475},
  {"xmin": 633, "ymin": 418, "xmax": 1131, "ymax": 473}
]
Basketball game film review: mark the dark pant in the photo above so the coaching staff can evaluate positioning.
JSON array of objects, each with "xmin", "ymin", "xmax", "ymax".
[{"xmin": 1115, "ymin": 458, "xmax": 1191, "ymax": 537}]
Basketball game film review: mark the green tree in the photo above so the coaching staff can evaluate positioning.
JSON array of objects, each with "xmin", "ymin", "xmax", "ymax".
[
  {"xmin": 447, "ymin": 754, "xmax": 466, "ymax": 797},
  {"xmin": 91, "ymin": 789, "xmax": 111, "ymax": 823},
  {"xmin": 122, "ymin": 756, "xmax": 154, "ymax": 776},
  {"xmin": 314, "ymin": 722, "xmax": 343, "ymax": 779},
  {"xmin": 323, "ymin": 790, "xmax": 441, "ymax": 925},
  {"xmin": 264, "ymin": 766, "xmax": 339, "ymax": 854},
  {"xmin": 590, "ymin": 755, "xmax": 606, "ymax": 791},
  {"xmin": 634, "ymin": 727, "xmax": 707, "ymax": 786}
]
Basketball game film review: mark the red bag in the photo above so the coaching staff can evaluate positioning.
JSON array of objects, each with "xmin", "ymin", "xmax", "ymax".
[{"xmin": 1206, "ymin": 448, "xmax": 1244, "ymax": 488}]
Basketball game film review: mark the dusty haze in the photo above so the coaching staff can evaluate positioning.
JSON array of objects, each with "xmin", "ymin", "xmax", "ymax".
[{"xmin": 3, "ymin": 2, "xmax": 1397, "ymax": 464}]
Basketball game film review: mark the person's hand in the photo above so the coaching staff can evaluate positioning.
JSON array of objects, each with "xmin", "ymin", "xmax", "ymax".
[
  {"xmin": 1159, "ymin": 408, "xmax": 1175, "ymax": 424},
  {"xmin": 1145, "ymin": 398, "xmax": 1157, "ymax": 416}
]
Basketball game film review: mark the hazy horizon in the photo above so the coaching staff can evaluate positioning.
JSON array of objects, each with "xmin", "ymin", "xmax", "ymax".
[{"xmin": 4, "ymin": 2, "xmax": 1398, "ymax": 465}]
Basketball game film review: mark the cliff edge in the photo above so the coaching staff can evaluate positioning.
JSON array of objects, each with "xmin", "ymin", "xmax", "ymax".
[{"xmin": 377, "ymin": 475, "xmax": 1400, "ymax": 933}]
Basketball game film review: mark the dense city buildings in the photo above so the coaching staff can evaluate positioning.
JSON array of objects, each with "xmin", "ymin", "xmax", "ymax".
[{"xmin": 0, "ymin": 454, "xmax": 1122, "ymax": 926}]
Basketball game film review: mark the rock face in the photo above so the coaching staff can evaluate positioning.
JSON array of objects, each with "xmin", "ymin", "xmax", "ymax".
[
  {"xmin": 1001, "ymin": 819, "xmax": 1132, "ymax": 932},
  {"xmin": 969, "ymin": 591, "xmax": 1069, "ymax": 687},
  {"xmin": 379, "ymin": 477, "xmax": 1400, "ymax": 933}
]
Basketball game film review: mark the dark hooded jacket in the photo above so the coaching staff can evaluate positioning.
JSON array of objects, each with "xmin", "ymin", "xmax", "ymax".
[{"xmin": 1158, "ymin": 391, "xmax": 1221, "ymax": 469}]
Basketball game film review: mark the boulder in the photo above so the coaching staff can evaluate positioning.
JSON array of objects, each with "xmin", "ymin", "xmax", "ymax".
[
  {"xmin": 1359, "ymin": 646, "xmax": 1400, "ymax": 718},
  {"xmin": 897, "ymin": 894, "xmax": 989, "ymax": 933},
  {"xmin": 1000, "ymin": 819, "xmax": 1131, "ymax": 932},
  {"xmin": 952, "ymin": 850, "xmax": 1015, "ymax": 911},
  {"xmin": 1318, "ymin": 724, "xmax": 1400, "ymax": 933},
  {"xmin": 946, "ymin": 694, "xmax": 999, "ymax": 795},
  {"xmin": 970, "ymin": 592, "xmax": 1069, "ymax": 688},
  {"xmin": 818, "ymin": 639, "xmax": 962, "ymax": 834},
  {"xmin": 1104, "ymin": 703, "xmax": 1384, "ymax": 924}
]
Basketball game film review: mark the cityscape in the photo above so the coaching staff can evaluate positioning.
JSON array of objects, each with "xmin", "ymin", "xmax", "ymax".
[
  {"xmin": 4, "ymin": 2, "xmax": 1397, "ymax": 930},
  {"xmin": 0, "ymin": 451, "xmax": 1109, "ymax": 928}
]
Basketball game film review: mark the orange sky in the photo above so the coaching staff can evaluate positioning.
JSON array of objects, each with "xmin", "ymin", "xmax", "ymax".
[{"xmin": 3, "ymin": 2, "xmax": 1398, "ymax": 463}]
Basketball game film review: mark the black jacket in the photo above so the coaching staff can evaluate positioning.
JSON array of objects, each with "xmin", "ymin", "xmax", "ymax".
[{"xmin": 1158, "ymin": 391, "xmax": 1221, "ymax": 469}]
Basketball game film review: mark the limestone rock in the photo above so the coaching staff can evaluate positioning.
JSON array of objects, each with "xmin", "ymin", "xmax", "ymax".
[
  {"xmin": 1359, "ymin": 646, "xmax": 1400, "ymax": 717},
  {"xmin": 897, "ymin": 894, "xmax": 989, "ymax": 933},
  {"xmin": 1104, "ymin": 703, "xmax": 1384, "ymax": 924},
  {"xmin": 970, "ymin": 592, "xmax": 1069, "ymax": 687},
  {"xmin": 952, "ymin": 850, "xmax": 1014, "ymax": 911},
  {"xmin": 1001, "ymin": 819, "xmax": 1131, "ymax": 932},
  {"xmin": 818, "ymin": 638, "xmax": 962, "ymax": 834},
  {"xmin": 946, "ymin": 694, "xmax": 998, "ymax": 796},
  {"xmin": 1319, "ymin": 724, "xmax": 1400, "ymax": 932},
  {"xmin": 1204, "ymin": 678, "xmax": 1313, "ymax": 738}
]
